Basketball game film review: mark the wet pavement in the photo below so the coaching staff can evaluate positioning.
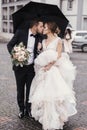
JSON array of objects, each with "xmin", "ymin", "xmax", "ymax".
[{"xmin": 0, "ymin": 43, "xmax": 87, "ymax": 130}]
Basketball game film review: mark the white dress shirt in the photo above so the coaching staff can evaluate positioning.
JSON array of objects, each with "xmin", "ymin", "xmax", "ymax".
[{"xmin": 27, "ymin": 29, "xmax": 35, "ymax": 65}]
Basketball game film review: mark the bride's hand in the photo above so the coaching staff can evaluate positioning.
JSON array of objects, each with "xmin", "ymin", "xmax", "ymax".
[
  {"xmin": 43, "ymin": 62, "xmax": 55, "ymax": 71},
  {"xmin": 38, "ymin": 42, "xmax": 42, "ymax": 50},
  {"xmin": 43, "ymin": 65, "xmax": 51, "ymax": 71}
]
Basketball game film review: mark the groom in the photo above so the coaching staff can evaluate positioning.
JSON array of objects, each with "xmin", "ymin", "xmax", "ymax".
[{"xmin": 7, "ymin": 19, "xmax": 44, "ymax": 118}]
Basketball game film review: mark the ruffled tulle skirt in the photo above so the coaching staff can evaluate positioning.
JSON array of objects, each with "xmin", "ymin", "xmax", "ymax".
[{"xmin": 29, "ymin": 50, "xmax": 77, "ymax": 130}]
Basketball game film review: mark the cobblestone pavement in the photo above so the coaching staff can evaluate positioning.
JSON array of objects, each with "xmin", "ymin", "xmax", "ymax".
[{"xmin": 0, "ymin": 43, "xmax": 87, "ymax": 130}]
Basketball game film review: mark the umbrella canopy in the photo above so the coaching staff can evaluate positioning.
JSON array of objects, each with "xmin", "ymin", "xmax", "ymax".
[{"xmin": 12, "ymin": 1, "xmax": 69, "ymax": 37}]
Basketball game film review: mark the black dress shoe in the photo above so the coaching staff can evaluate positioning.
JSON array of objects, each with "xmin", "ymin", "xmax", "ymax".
[
  {"xmin": 18, "ymin": 111, "xmax": 24, "ymax": 119},
  {"xmin": 25, "ymin": 111, "xmax": 32, "ymax": 118}
]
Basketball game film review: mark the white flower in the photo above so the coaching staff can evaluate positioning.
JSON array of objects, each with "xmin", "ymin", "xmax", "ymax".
[
  {"xmin": 11, "ymin": 42, "xmax": 30, "ymax": 67},
  {"xmin": 14, "ymin": 46, "xmax": 21, "ymax": 52},
  {"xmin": 18, "ymin": 56, "xmax": 25, "ymax": 62}
]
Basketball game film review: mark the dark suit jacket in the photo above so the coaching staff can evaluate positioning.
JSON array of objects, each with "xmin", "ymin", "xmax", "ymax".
[{"xmin": 7, "ymin": 29, "xmax": 42, "ymax": 71}]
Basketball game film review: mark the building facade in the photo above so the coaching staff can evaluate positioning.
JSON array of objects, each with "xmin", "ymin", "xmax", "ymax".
[
  {"xmin": 0, "ymin": 0, "xmax": 2, "ymax": 32},
  {"xmin": 61, "ymin": 0, "xmax": 87, "ymax": 30},
  {"xmin": 0, "ymin": 0, "xmax": 87, "ymax": 33}
]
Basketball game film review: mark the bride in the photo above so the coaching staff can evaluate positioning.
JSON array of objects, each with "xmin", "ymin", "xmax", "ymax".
[{"xmin": 29, "ymin": 21, "xmax": 77, "ymax": 130}]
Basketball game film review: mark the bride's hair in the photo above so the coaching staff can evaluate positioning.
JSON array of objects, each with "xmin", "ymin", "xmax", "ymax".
[{"xmin": 46, "ymin": 22, "xmax": 60, "ymax": 35}]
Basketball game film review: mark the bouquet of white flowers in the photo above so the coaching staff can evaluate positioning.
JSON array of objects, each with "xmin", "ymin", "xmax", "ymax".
[{"xmin": 11, "ymin": 42, "xmax": 30, "ymax": 67}]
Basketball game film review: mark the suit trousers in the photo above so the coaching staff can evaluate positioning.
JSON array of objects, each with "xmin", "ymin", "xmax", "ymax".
[{"xmin": 14, "ymin": 64, "xmax": 35, "ymax": 112}]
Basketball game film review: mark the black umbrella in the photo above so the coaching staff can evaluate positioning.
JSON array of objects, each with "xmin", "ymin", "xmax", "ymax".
[{"xmin": 12, "ymin": 1, "xmax": 69, "ymax": 37}]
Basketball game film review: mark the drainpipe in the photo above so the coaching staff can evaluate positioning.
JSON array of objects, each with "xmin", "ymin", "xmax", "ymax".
[{"xmin": 77, "ymin": 0, "xmax": 83, "ymax": 30}]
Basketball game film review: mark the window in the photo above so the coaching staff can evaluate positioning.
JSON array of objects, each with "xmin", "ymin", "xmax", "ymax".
[
  {"xmin": 16, "ymin": 0, "xmax": 24, "ymax": 1},
  {"xmin": 17, "ymin": 5, "xmax": 23, "ymax": 10},
  {"xmin": 2, "ymin": 0, "xmax": 7, "ymax": 4},
  {"xmin": 76, "ymin": 33, "xmax": 87, "ymax": 36},
  {"xmin": 83, "ymin": 18, "xmax": 87, "ymax": 30},
  {"xmin": 9, "ymin": 0, "xmax": 14, "ymax": 2},
  {"xmin": 9, "ymin": 6, "xmax": 15, "ymax": 20},
  {"xmin": 3, "ymin": 22, "xmax": 8, "ymax": 32},
  {"xmin": 67, "ymin": 0, "xmax": 73, "ymax": 10},
  {"xmin": 84, "ymin": 36, "xmax": 87, "ymax": 39},
  {"xmin": 9, "ymin": 22, "xmax": 13, "ymax": 33},
  {"xmin": 2, "ymin": 7, "xmax": 8, "ymax": 20}
]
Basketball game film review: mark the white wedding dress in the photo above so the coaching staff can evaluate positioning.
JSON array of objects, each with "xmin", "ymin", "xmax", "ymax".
[{"xmin": 29, "ymin": 37, "xmax": 77, "ymax": 130}]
